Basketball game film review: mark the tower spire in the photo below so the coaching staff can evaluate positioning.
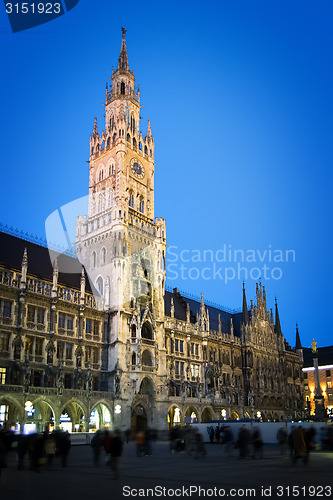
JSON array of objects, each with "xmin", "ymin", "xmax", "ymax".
[
  {"xmin": 275, "ymin": 298, "xmax": 282, "ymax": 335},
  {"xmin": 118, "ymin": 27, "xmax": 129, "ymax": 71},
  {"xmin": 295, "ymin": 323, "xmax": 302, "ymax": 349},
  {"xmin": 242, "ymin": 282, "xmax": 249, "ymax": 324}
]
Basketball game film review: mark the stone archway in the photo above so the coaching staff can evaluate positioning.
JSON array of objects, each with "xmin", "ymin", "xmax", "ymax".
[
  {"xmin": 0, "ymin": 395, "xmax": 22, "ymax": 431},
  {"xmin": 167, "ymin": 406, "xmax": 181, "ymax": 428},
  {"xmin": 89, "ymin": 402, "xmax": 112, "ymax": 431},
  {"xmin": 60, "ymin": 400, "xmax": 87, "ymax": 432},
  {"xmin": 139, "ymin": 377, "xmax": 154, "ymax": 396},
  {"xmin": 201, "ymin": 407, "xmax": 213, "ymax": 423},
  {"xmin": 231, "ymin": 411, "xmax": 239, "ymax": 420},
  {"xmin": 29, "ymin": 397, "xmax": 56, "ymax": 433},
  {"xmin": 185, "ymin": 406, "xmax": 198, "ymax": 424}
]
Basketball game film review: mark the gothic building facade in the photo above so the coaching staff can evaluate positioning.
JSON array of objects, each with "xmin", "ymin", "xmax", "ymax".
[{"xmin": 0, "ymin": 30, "xmax": 303, "ymax": 433}]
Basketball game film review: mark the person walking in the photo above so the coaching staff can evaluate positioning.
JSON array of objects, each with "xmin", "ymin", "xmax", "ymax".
[
  {"xmin": 277, "ymin": 426, "xmax": 288, "ymax": 455},
  {"xmin": 109, "ymin": 429, "xmax": 123, "ymax": 479},
  {"xmin": 251, "ymin": 427, "xmax": 263, "ymax": 459},
  {"xmin": 91, "ymin": 430, "xmax": 103, "ymax": 466},
  {"xmin": 291, "ymin": 426, "xmax": 306, "ymax": 466},
  {"xmin": 237, "ymin": 425, "xmax": 250, "ymax": 459}
]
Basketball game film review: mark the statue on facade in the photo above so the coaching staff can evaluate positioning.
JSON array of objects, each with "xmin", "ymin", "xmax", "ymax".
[
  {"xmin": 86, "ymin": 365, "xmax": 93, "ymax": 395},
  {"xmin": 115, "ymin": 372, "xmax": 121, "ymax": 397},
  {"xmin": 56, "ymin": 360, "xmax": 64, "ymax": 395},
  {"xmin": 23, "ymin": 355, "xmax": 31, "ymax": 394}
]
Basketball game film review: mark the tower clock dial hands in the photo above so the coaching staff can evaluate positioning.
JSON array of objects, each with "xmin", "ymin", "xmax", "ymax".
[{"xmin": 131, "ymin": 159, "xmax": 145, "ymax": 178}]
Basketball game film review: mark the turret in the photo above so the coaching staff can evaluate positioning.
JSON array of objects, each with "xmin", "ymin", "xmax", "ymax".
[{"xmin": 20, "ymin": 247, "xmax": 28, "ymax": 290}]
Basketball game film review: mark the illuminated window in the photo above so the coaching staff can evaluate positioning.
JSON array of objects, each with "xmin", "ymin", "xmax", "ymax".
[
  {"xmin": 25, "ymin": 336, "xmax": 33, "ymax": 355},
  {"xmin": 85, "ymin": 347, "xmax": 91, "ymax": 362},
  {"xmin": 0, "ymin": 368, "xmax": 6, "ymax": 384},
  {"xmin": 327, "ymin": 381, "xmax": 332, "ymax": 389},
  {"xmin": 0, "ymin": 404, "xmax": 8, "ymax": 422}
]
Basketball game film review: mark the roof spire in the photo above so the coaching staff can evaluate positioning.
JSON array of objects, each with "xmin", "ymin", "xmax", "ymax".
[
  {"xmin": 295, "ymin": 323, "xmax": 302, "ymax": 350},
  {"xmin": 275, "ymin": 298, "xmax": 282, "ymax": 335},
  {"xmin": 147, "ymin": 119, "xmax": 152, "ymax": 138},
  {"xmin": 118, "ymin": 27, "xmax": 129, "ymax": 71},
  {"xmin": 242, "ymin": 282, "xmax": 249, "ymax": 325},
  {"xmin": 92, "ymin": 117, "xmax": 98, "ymax": 137}
]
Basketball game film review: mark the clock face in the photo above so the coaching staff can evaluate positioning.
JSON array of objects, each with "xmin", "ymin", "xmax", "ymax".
[{"xmin": 131, "ymin": 159, "xmax": 145, "ymax": 179}]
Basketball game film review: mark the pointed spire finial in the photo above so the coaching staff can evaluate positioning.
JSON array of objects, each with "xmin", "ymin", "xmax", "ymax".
[
  {"xmin": 242, "ymin": 282, "xmax": 249, "ymax": 325},
  {"xmin": 92, "ymin": 117, "xmax": 98, "ymax": 137},
  {"xmin": 295, "ymin": 323, "xmax": 302, "ymax": 350},
  {"xmin": 275, "ymin": 298, "xmax": 282, "ymax": 336},
  {"xmin": 118, "ymin": 27, "xmax": 129, "ymax": 71},
  {"xmin": 147, "ymin": 119, "xmax": 152, "ymax": 138}
]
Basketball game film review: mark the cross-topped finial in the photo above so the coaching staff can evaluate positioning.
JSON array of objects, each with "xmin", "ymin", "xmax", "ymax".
[{"xmin": 122, "ymin": 27, "xmax": 127, "ymax": 38}]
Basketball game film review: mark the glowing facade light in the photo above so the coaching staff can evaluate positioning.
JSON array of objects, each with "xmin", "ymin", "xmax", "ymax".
[{"xmin": 115, "ymin": 404, "xmax": 121, "ymax": 414}]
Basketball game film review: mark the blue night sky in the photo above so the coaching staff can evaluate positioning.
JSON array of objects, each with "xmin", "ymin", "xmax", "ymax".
[{"xmin": 1, "ymin": 1, "xmax": 332, "ymax": 349}]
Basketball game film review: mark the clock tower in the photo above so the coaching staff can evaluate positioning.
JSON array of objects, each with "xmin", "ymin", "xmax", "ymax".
[{"xmin": 75, "ymin": 29, "xmax": 167, "ymax": 428}]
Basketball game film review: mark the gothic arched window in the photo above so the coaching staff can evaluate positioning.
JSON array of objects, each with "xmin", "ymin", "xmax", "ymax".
[
  {"xmin": 96, "ymin": 277, "xmax": 103, "ymax": 297},
  {"xmin": 92, "ymin": 251, "xmax": 97, "ymax": 269},
  {"xmin": 129, "ymin": 191, "xmax": 134, "ymax": 208},
  {"xmin": 133, "ymin": 138, "xmax": 137, "ymax": 148},
  {"xmin": 144, "ymin": 145, "xmax": 148, "ymax": 155},
  {"xmin": 101, "ymin": 247, "xmax": 106, "ymax": 265},
  {"xmin": 139, "ymin": 197, "xmax": 144, "ymax": 214},
  {"xmin": 121, "ymin": 81, "xmax": 125, "ymax": 94},
  {"xmin": 139, "ymin": 142, "xmax": 142, "ymax": 151}
]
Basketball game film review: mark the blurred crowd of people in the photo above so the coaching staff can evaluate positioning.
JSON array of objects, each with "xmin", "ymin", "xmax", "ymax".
[
  {"xmin": 1, "ymin": 422, "xmax": 333, "ymax": 481},
  {"xmin": 0, "ymin": 428, "xmax": 71, "ymax": 477}
]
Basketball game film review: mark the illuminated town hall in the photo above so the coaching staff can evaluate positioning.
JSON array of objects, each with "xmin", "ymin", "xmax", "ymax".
[{"xmin": 0, "ymin": 30, "xmax": 304, "ymax": 433}]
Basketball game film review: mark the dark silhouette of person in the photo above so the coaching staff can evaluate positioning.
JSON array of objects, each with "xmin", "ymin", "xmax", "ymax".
[{"xmin": 109, "ymin": 430, "xmax": 123, "ymax": 479}]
